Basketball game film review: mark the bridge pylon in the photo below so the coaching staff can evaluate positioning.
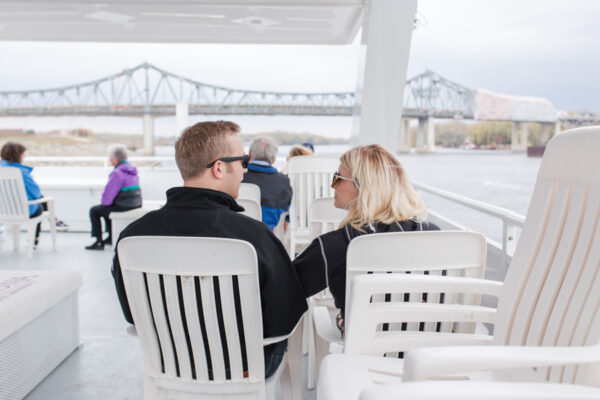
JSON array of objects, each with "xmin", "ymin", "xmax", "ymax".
[
  {"xmin": 511, "ymin": 122, "xmax": 528, "ymax": 152},
  {"xmin": 416, "ymin": 116, "xmax": 436, "ymax": 153},
  {"xmin": 143, "ymin": 114, "xmax": 155, "ymax": 155},
  {"xmin": 397, "ymin": 118, "xmax": 412, "ymax": 153}
]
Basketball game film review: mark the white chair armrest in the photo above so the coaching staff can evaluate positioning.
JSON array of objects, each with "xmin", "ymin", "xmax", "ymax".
[
  {"xmin": 263, "ymin": 312, "xmax": 305, "ymax": 346},
  {"xmin": 351, "ymin": 274, "xmax": 504, "ymax": 298},
  {"xmin": 313, "ymin": 306, "xmax": 342, "ymax": 343},
  {"xmin": 360, "ymin": 381, "xmax": 600, "ymax": 400},
  {"xmin": 404, "ymin": 344, "xmax": 600, "ymax": 381},
  {"xmin": 28, "ymin": 196, "xmax": 54, "ymax": 205}
]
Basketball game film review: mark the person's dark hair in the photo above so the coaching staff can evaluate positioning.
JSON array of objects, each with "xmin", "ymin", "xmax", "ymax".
[
  {"xmin": 1, "ymin": 142, "xmax": 26, "ymax": 163},
  {"xmin": 302, "ymin": 142, "xmax": 315, "ymax": 152},
  {"xmin": 175, "ymin": 121, "xmax": 240, "ymax": 180}
]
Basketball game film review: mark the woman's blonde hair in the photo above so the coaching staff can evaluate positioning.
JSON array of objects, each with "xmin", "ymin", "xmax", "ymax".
[{"xmin": 338, "ymin": 144, "xmax": 427, "ymax": 231}]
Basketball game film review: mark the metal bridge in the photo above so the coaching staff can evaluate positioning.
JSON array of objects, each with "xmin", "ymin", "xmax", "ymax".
[{"xmin": 0, "ymin": 63, "xmax": 475, "ymax": 119}]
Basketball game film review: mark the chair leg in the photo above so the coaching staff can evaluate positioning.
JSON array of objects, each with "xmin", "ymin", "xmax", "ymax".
[
  {"xmin": 287, "ymin": 317, "xmax": 304, "ymax": 400},
  {"xmin": 26, "ymin": 224, "xmax": 36, "ymax": 259},
  {"xmin": 306, "ymin": 309, "xmax": 316, "ymax": 389},
  {"xmin": 47, "ymin": 214, "xmax": 57, "ymax": 252},
  {"xmin": 302, "ymin": 313, "xmax": 309, "ymax": 355},
  {"xmin": 143, "ymin": 375, "xmax": 160, "ymax": 400},
  {"xmin": 12, "ymin": 224, "xmax": 20, "ymax": 251},
  {"xmin": 314, "ymin": 332, "xmax": 330, "ymax": 388}
]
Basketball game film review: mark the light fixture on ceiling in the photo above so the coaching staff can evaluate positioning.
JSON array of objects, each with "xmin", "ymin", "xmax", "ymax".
[
  {"xmin": 84, "ymin": 11, "xmax": 134, "ymax": 24},
  {"xmin": 231, "ymin": 16, "xmax": 279, "ymax": 28},
  {"xmin": 140, "ymin": 12, "xmax": 226, "ymax": 19}
]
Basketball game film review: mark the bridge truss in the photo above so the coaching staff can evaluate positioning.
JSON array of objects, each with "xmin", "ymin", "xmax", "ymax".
[
  {"xmin": 0, "ymin": 63, "xmax": 478, "ymax": 119},
  {"xmin": 403, "ymin": 70, "xmax": 476, "ymax": 119},
  {"xmin": 0, "ymin": 63, "xmax": 355, "ymax": 117}
]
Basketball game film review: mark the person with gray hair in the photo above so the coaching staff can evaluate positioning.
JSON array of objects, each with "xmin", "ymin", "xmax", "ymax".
[
  {"xmin": 85, "ymin": 144, "xmax": 142, "ymax": 250},
  {"xmin": 242, "ymin": 136, "xmax": 293, "ymax": 229}
]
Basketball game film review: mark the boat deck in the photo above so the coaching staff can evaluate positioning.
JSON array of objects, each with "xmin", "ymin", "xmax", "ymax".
[{"xmin": 0, "ymin": 231, "xmax": 316, "ymax": 400}]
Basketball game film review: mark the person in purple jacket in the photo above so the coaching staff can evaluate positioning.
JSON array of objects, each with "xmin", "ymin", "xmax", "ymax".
[{"xmin": 85, "ymin": 144, "xmax": 142, "ymax": 250}]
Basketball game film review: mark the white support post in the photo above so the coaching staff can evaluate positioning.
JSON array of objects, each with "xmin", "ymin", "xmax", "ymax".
[
  {"xmin": 350, "ymin": 0, "xmax": 417, "ymax": 151},
  {"xmin": 555, "ymin": 121, "xmax": 562, "ymax": 135},
  {"xmin": 176, "ymin": 102, "xmax": 189, "ymax": 136},
  {"xmin": 143, "ymin": 114, "xmax": 155, "ymax": 155},
  {"xmin": 397, "ymin": 118, "xmax": 411, "ymax": 153}
]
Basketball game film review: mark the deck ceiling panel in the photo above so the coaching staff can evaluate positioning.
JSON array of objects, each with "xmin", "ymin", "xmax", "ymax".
[{"xmin": 0, "ymin": 1, "xmax": 364, "ymax": 44}]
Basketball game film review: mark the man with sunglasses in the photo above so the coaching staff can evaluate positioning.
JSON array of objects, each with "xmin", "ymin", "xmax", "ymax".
[{"xmin": 111, "ymin": 121, "xmax": 307, "ymax": 378}]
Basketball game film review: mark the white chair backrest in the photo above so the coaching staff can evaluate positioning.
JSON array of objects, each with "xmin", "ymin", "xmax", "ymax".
[
  {"xmin": 493, "ymin": 127, "xmax": 600, "ymax": 384},
  {"xmin": 288, "ymin": 156, "xmax": 339, "ymax": 234},
  {"xmin": 0, "ymin": 167, "xmax": 29, "ymax": 221},
  {"xmin": 237, "ymin": 198, "xmax": 262, "ymax": 221},
  {"xmin": 309, "ymin": 197, "xmax": 347, "ymax": 240},
  {"xmin": 118, "ymin": 237, "xmax": 265, "ymax": 387},
  {"xmin": 344, "ymin": 231, "xmax": 488, "ymax": 355},
  {"xmin": 238, "ymin": 183, "xmax": 261, "ymax": 204}
]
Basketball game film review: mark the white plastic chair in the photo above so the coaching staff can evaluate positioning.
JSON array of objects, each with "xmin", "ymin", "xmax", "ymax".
[
  {"xmin": 359, "ymin": 381, "xmax": 600, "ymax": 400},
  {"xmin": 239, "ymin": 183, "xmax": 261, "ymax": 205},
  {"xmin": 237, "ymin": 198, "xmax": 262, "ymax": 221},
  {"xmin": 272, "ymin": 211, "xmax": 289, "ymax": 252},
  {"xmin": 316, "ymin": 231, "xmax": 489, "ymax": 400},
  {"xmin": 320, "ymin": 126, "xmax": 600, "ymax": 399},
  {"xmin": 110, "ymin": 200, "xmax": 164, "ymax": 242},
  {"xmin": 238, "ymin": 183, "xmax": 262, "ymax": 221},
  {"xmin": 118, "ymin": 236, "xmax": 303, "ymax": 400},
  {"xmin": 304, "ymin": 197, "xmax": 347, "ymax": 389},
  {"xmin": 287, "ymin": 156, "xmax": 339, "ymax": 256},
  {"xmin": 0, "ymin": 167, "xmax": 56, "ymax": 258}
]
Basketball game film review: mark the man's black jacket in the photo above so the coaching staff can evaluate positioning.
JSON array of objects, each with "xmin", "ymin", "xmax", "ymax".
[{"xmin": 111, "ymin": 186, "xmax": 308, "ymax": 340}]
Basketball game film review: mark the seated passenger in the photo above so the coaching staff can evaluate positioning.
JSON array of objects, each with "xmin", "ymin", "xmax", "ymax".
[
  {"xmin": 111, "ymin": 121, "xmax": 307, "ymax": 377},
  {"xmin": 293, "ymin": 144, "xmax": 440, "ymax": 332},
  {"xmin": 242, "ymin": 137, "xmax": 293, "ymax": 229},
  {"xmin": 281, "ymin": 144, "xmax": 313, "ymax": 175},
  {"xmin": 287, "ymin": 144, "xmax": 313, "ymax": 160},
  {"xmin": 85, "ymin": 144, "xmax": 141, "ymax": 250},
  {"xmin": 1, "ymin": 142, "xmax": 69, "ymax": 248}
]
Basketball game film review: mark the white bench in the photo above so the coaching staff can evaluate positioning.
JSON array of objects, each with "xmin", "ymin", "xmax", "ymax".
[
  {"xmin": 109, "ymin": 200, "xmax": 164, "ymax": 242},
  {"xmin": 0, "ymin": 270, "xmax": 82, "ymax": 399}
]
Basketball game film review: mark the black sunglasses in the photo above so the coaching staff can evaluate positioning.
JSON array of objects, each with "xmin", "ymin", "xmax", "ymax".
[
  {"xmin": 331, "ymin": 171, "xmax": 354, "ymax": 188},
  {"xmin": 206, "ymin": 155, "xmax": 250, "ymax": 169}
]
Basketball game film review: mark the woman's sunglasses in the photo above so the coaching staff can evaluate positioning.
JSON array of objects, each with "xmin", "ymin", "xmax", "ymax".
[
  {"xmin": 331, "ymin": 171, "xmax": 354, "ymax": 188},
  {"xmin": 206, "ymin": 155, "xmax": 250, "ymax": 169}
]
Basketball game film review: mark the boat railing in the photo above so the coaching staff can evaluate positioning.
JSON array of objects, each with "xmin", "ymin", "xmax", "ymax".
[
  {"xmin": 413, "ymin": 181, "xmax": 525, "ymax": 277},
  {"xmin": 25, "ymin": 156, "xmax": 174, "ymax": 169}
]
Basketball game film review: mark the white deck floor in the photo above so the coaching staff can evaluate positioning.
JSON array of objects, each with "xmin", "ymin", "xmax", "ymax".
[{"xmin": 0, "ymin": 231, "xmax": 316, "ymax": 400}]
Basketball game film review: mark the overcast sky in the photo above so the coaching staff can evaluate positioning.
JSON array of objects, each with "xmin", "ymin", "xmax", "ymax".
[{"xmin": 1, "ymin": 0, "xmax": 599, "ymax": 138}]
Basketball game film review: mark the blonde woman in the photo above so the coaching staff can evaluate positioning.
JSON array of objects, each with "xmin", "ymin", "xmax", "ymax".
[{"xmin": 293, "ymin": 144, "xmax": 439, "ymax": 331}]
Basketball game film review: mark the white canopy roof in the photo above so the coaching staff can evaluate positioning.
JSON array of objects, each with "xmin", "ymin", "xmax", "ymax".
[{"xmin": 0, "ymin": 0, "xmax": 364, "ymax": 44}]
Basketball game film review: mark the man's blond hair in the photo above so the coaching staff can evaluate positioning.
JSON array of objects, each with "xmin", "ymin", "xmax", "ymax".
[{"xmin": 175, "ymin": 121, "xmax": 240, "ymax": 180}]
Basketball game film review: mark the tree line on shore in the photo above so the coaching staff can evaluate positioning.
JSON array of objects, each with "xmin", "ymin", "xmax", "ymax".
[{"xmin": 427, "ymin": 121, "xmax": 557, "ymax": 148}]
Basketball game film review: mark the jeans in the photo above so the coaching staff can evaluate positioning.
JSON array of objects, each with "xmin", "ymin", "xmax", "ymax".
[
  {"xmin": 29, "ymin": 202, "xmax": 46, "ymax": 240},
  {"xmin": 264, "ymin": 339, "xmax": 287, "ymax": 379},
  {"xmin": 88, "ymin": 204, "xmax": 137, "ymax": 240}
]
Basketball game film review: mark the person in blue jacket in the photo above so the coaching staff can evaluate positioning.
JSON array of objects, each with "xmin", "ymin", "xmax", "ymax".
[
  {"xmin": 0, "ymin": 142, "xmax": 68, "ymax": 247},
  {"xmin": 242, "ymin": 137, "xmax": 292, "ymax": 229}
]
